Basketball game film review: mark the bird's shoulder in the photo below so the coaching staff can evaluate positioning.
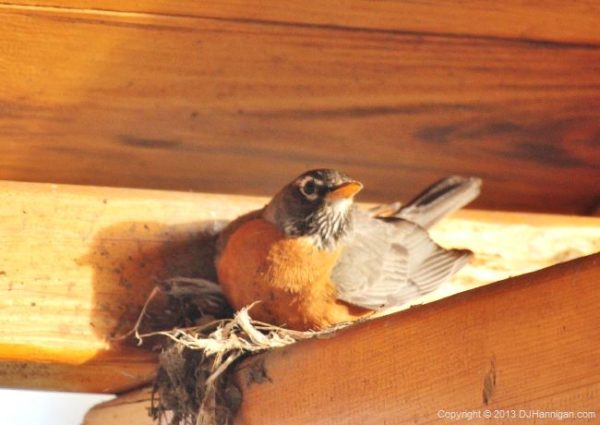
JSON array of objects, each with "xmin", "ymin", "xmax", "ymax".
[
  {"xmin": 216, "ymin": 209, "xmax": 266, "ymax": 256},
  {"xmin": 220, "ymin": 215, "xmax": 340, "ymax": 266}
]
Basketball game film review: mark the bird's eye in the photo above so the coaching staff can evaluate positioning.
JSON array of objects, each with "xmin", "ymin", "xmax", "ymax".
[
  {"xmin": 303, "ymin": 181, "xmax": 316, "ymax": 195},
  {"xmin": 299, "ymin": 179, "xmax": 318, "ymax": 200}
]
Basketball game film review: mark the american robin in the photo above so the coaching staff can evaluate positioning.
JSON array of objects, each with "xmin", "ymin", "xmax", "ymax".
[{"xmin": 215, "ymin": 170, "xmax": 480, "ymax": 331}]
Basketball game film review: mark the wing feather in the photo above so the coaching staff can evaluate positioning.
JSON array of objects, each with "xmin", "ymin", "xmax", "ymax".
[{"xmin": 333, "ymin": 209, "xmax": 470, "ymax": 309}]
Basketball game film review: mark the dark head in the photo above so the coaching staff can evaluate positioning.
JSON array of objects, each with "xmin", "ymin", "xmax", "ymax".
[{"xmin": 263, "ymin": 169, "xmax": 363, "ymax": 250}]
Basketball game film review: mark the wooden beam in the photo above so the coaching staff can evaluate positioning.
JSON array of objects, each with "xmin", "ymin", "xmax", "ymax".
[
  {"xmin": 0, "ymin": 348, "xmax": 156, "ymax": 394},
  {"xmin": 0, "ymin": 180, "xmax": 599, "ymax": 393},
  {"xmin": 0, "ymin": 3, "xmax": 599, "ymax": 214},
  {"xmin": 4, "ymin": 0, "xmax": 600, "ymax": 45},
  {"xmin": 84, "ymin": 253, "xmax": 600, "ymax": 424},
  {"xmin": 0, "ymin": 180, "xmax": 261, "ymax": 392},
  {"xmin": 84, "ymin": 388, "xmax": 153, "ymax": 425}
]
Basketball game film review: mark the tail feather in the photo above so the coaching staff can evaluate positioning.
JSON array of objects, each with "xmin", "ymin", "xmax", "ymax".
[{"xmin": 394, "ymin": 176, "xmax": 481, "ymax": 228}]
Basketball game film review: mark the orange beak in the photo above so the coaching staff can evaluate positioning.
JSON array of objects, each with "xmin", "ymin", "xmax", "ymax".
[{"xmin": 325, "ymin": 181, "xmax": 363, "ymax": 201}]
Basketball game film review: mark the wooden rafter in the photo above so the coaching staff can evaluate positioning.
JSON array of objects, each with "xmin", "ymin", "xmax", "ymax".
[
  {"xmin": 0, "ymin": 180, "xmax": 599, "ymax": 393},
  {"xmin": 84, "ymin": 254, "xmax": 600, "ymax": 424}
]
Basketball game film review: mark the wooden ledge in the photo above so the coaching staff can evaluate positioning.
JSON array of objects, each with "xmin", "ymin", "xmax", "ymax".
[
  {"xmin": 0, "ymin": 180, "xmax": 599, "ymax": 392},
  {"xmin": 84, "ymin": 253, "xmax": 600, "ymax": 424}
]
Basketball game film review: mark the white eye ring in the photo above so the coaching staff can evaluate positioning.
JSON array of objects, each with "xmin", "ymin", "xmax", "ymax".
[{"xmin": 298, "ymin": 177, "xmax": 319, "ymax": 201}]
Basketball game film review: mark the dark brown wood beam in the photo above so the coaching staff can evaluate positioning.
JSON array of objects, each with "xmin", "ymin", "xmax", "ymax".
[{"xmin": 1, "ymin": 2, "xmax": 599, "ymax": 214}]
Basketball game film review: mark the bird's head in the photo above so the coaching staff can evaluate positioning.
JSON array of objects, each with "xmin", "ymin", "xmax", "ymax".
[{"xmin": 263, "ymin": 169, "xmax": 363, "ymax": 250}]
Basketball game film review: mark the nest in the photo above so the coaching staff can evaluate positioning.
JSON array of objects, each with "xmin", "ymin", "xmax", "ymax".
[{"xmin": 129, "ymin": 278, "xmax": 348, "ymax": 425}]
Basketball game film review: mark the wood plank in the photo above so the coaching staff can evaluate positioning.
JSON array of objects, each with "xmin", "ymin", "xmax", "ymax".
[
  {"xmin": 84, "ymin": 388, "xmax": 153, "ymax": 425},
  {"xmin": 3, "ymin": 1, "xmax": 600, "ymax": 45},
  {"xmin": 1, "ymin": 180, "xmax": 599, "ymax": 393},
  {"xmin": 0, "ymin": 181, "xmax": 261, "ymax": 392},
  {"xmin": 83, "ymin": 253, "xmax": 600, "ymax": 425},
  {"xmin": 0, "ymin": 6, "xmax": 599, "ymax": 214},
  {"xmin": 0, "ymin": 348, "xmax": 156, "ymax": 393}
]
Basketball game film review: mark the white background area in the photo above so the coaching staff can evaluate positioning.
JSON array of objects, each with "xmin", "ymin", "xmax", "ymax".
[{"xmin": 0, "ymin": 389, "xmax": 113, "ymax": 425}]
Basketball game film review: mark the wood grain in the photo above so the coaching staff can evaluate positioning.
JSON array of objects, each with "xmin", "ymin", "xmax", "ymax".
[
  {"xmin": 0, "ymin": 348, "xmax": 156, "ymax": 393},
  {"xmin": 0, "ymin": 182, "xmax": 600, "ymax": 392},
  {"xmin": 0, "ymin": 4, "xmax": 599, "ymax": 214},
  {"xmin": 83, "ymin": 254, "xmax": 600, "ymax": 425},
  {"xmin": 0, "ymin": 180, "xmax": 261, "ymax": 392},
  {"xmin": 84, "ymin": 388, "xmax": 153, "ymax": 425},
  {"xmin": 1, "ymin": 180, "xmax": 598, "ymax": 393},
  {"xmin": 4, "ymin": 1, "xmax": 600, "ymax": 45}
]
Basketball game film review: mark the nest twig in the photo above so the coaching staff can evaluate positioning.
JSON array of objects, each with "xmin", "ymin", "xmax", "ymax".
[{"xmin": 129, "ymin": 278, "xmax": 349, "ymax": 425}]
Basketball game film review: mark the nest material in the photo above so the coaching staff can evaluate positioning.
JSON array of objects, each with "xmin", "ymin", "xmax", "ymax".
[{"xmin": 131, "ymin": 278, "xmax": 348, "ymax": 425}]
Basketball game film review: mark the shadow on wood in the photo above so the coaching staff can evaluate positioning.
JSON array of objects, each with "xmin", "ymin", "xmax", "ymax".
[
  {"xmin": 1, "ymin": 181, "xmax": 598, "ymax": 394},
  {"xmin": 84, "ymin": 253, "xmax": 600, "ymax": 424},
  {"xmin": 83, "ymin": 220, "xmax": 222, "ymax": 340},
  {"xmin": 0, "ymin": 218, "xmax": 225, "ymax": 393}
]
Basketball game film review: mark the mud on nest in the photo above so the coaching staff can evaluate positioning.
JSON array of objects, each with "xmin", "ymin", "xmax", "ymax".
[
  {"xmin": 130, "ymin": 277, "xmax": 346, "ymax": 425},
  {"xmin": 151, "ymin": 337, "xmax": 240, "ymax": 425}
]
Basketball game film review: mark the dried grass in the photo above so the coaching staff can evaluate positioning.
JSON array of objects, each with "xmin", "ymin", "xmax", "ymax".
[{"xmin": 129, "ymin": 278, "xmax": 349, "ymax": 425}]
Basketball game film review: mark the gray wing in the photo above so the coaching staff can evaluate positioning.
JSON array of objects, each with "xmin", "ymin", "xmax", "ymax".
[{"xmin": 332, "ymin": 209, "xmax": 471, "ymax": 309}]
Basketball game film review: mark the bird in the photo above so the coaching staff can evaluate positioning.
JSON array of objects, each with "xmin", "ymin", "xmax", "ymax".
[{"xmin": 215, "ymin": 169, "xmax": 481, "ymax": 331}]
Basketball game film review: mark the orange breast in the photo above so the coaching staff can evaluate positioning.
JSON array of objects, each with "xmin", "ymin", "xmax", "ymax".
[{"xmin": 216, "ymin": 219, "xmax": 369, "ymax": 330}]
